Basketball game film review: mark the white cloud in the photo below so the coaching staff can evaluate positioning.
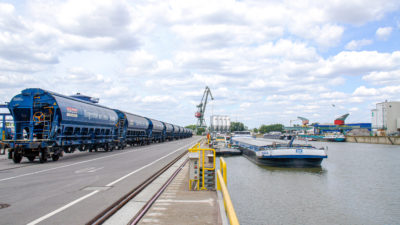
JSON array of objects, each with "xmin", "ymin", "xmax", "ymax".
[
  {"xmin": 325, "ymin": 0, "xmax": 399, "ymax": 25},
  {"xmin": 320, "ymin": 92, "xmax": 348, "ymax": 99},
  {"xmin": 142, "ymin": 95, "xmax": 177, "ymax": 103},
  {"xmin": 353, "ymin": 86, "xmax": 379, "ymax": 96},
  {"xmin": 316, "ymin": 51, "xmax": 400, "ymax": 76},
  {"xmin": 312, "ymin": 24, "xmax": 344, "ymax": 48},
  {"xmin": 345, "ymin": 39, "xmax": 373, "ymax": 50},
  {"xmin": 363, "ymin": 70, "xmax": 400, "ymax": 85},
  {"xmin": 1, "ymin": 0, "xmax": 400, "ymax": 127},
  {"xmin": 376, "ymin": 26, "xmax": 393, "ymax": 40}
]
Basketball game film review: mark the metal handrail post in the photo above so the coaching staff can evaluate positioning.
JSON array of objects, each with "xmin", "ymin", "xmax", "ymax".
[
  {"xmin": 217, "ymin": 170, "xmax": 239, "ymax": 225},
  {"xmin": 220, "ymin": 157, "xmax": 227, "ymax": 185}
]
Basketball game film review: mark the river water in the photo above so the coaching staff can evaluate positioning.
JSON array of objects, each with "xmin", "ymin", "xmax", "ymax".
[{"xmin": 222, "ymin": 140, "xmax": 400, "ymax": 225}]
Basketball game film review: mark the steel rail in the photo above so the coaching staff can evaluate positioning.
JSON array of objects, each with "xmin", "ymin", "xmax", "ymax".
[
  {"xmin": 128, "ymin": 157, "xmax": 189, "ymax": 225},
  {"xmin": 86, "ymin": 150, "xmax": 188, "ymax": 225}
]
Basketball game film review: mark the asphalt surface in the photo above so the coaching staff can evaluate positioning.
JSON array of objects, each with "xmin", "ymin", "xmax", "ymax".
[{"xmin": 0, "ymin": 137, "xmax": 201, "ymax": 225}]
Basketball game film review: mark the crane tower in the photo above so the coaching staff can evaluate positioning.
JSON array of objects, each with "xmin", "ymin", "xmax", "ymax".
[{"xmin": 195, "ymin": 86, "xmax": 213, "ymax": 129}]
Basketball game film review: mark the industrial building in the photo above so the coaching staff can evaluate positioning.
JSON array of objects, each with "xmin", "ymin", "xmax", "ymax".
[
  {"xmin": 371, "ymin": 101, "xmax": 400, "ymax": 135},
  {"xmin": 314, "ymin": 123, "xmax": 371, "ymax": 134},
  {"xmin": 285, "ymin": 113, "xmax": 372, "ymax": 135},
  {"xmin": 210, "ymin": 115, "xmax": 231, "ymax": 132}
]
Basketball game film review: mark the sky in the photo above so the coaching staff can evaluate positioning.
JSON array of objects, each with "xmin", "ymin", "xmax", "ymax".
[{"xmin": 0, "ymin": 0, "xmax": 399, "ymax": 129}]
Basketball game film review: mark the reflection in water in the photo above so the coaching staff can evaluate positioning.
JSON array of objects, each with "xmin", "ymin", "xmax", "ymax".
[
  {"xmin": 222, "ymin": 141, "xmax": 400, "ymax": 225},
  {"xmin": 257, "ymin": 164, "xmax": 326, "ymax": 175}
]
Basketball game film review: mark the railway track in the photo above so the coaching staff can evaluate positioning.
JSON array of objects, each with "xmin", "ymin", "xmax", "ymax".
[{"xmin": 86, "ymin": 150, "xmax": 189, "ymax": 225}]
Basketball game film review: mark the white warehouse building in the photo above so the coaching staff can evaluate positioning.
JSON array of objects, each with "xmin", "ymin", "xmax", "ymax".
[{"xmin": 371, "ymin": 101, "xmax": 400, "ymax": 135}]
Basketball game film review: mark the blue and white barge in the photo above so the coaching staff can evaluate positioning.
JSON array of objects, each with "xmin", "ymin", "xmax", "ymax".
[{"xmin": 231, "ymin": 137, "xmax": 327, "ymax": 167}]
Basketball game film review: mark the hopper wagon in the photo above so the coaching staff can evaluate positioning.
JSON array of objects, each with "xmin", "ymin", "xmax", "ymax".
[{"xmin": 4, "ymin": 88, "xmax": 193, "ymax": 163}]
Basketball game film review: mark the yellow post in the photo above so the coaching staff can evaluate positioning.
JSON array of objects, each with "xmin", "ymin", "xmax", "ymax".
[
  {"xmin": 217, "ymin": 171, "xmax": 221, "ymax": 191},
  {"xmin": 2, "ymin": 130, "xmax": 4, "ymax": 141},
  {"xmin": 220, "ymin": 157, "xmax": 227, "ymax": 185},
  {"xmin": 217, "ymin": 170, "xmax": 240, "ymax": 225}
]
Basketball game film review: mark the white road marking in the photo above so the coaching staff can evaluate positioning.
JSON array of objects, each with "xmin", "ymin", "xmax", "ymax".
[
  {"xmin": 157, "ymin": 198, "xmax": 214, "ymax": 205},
  {"xmin": 75, "ymin": 167, "xmax": 105, "ymax": 173},
  {"xmin": 152, "ymin": 207, "xmax": 167, "ymax": 211},
  {"xmin": 142, "ymin": 218, "xmax": 160, "ymax": 223},
  {"xmin": 147, "ymin": 212, "xmax": 163, "ymax": 216},
  {"xmin": 0, "ymin": 146, "xmax": 153, "ymax": 182},
  {"xmin": 106, "ymin": 141, "xmax": 195, "ymax": 187},
  {"xmin": 0, "ymin": 139, "xmax": 197, "ymax": 182},
  {"xmin": 87, "ymin": 167, "xmax": 104, "ymax": 173},
  {"xmin": 27, "ymin": 190, "xmax": 99, "ymax": 225},
  {"xmin": 154, "ymin": 202, "xmax": 171, "ymax": 206},
  {"xmin": 26, "ymin": 139, "xmax": 199, "ymax": 225}
]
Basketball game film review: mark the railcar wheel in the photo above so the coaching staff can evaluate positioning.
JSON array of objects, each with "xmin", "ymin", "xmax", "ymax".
[
  {"xmin": 78, "ymin": 145, "xmax": 86, "ymax": 152},
  {"xmin": 39, "ymin": 149, "xmax": 48, "ymax": 163},
  {"xmin": 63, "ymin": 147, "xmax": 70, "ymax": 153},
  {"xmin": 52, "ymin": 154, "xmax": 59, "ymax": 161},
  {"xmin": 8, "ymin": 148, "xmax": 12, "ymax": 159},
  {"xmin": 27, "ymin": 156, "xmax": 35, "ymax": 162},
  {"xmin": 13, "ymin": 153, "xmax": 22, "ymax": 163}
]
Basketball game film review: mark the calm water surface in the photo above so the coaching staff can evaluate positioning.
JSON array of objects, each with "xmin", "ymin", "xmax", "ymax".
[{"xmin": 222, "ymin": 141, "xmax": 400, "ymax": 225}]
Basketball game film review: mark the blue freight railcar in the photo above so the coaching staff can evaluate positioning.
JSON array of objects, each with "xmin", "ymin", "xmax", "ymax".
[
  {"xmin": 5, "ymin": 88, "xmax": 192, "ymax": 163},
  {"xmin": 162, "ymin": 122, "xmax": 174, "ymax": 141},
  {"xmin": 7, "ymin": 88, "xmax": 118, "ymax": 163},
  {"xmin": 113, "ymin": 110, "xmax": 152, "ymax": 148},
  {"xmin": 146, "ymin": 117, "xmax": 164, "ymax": 143},
  {"xmin": 172, "ymin": 124, "xmax": 180, "ymax": 140}
]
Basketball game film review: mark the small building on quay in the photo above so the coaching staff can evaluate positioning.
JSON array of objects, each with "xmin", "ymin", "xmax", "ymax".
[{"xmin": 371, "ymin": 101, "xmax": 400, "ymax": 136}]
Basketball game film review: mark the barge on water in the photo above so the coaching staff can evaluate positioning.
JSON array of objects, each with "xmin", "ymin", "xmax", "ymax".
[{"xmin": 231, "ymin": 137, "xmax": 327, "ymax": 167}]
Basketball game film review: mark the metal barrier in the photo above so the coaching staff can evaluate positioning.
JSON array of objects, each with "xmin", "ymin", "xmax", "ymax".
[
  {"xmin": 217, "ymin": 157, "xmax": 239, "ymax": 225},
  {"xmin": 188, "ymin": 142, "xmax": 215, "ymax": 190}
]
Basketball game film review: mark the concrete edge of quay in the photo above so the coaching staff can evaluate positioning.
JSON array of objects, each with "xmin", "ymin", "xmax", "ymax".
[
  {"xmin": 217, "ymin": 190, "xmax": 229, "ymax": 225},
  {"xmin": 346, "ymin": 136, "xmax": 400, "ymax": 145}
]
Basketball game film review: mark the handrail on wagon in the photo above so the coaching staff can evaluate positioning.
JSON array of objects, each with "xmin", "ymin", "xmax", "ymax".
[{"xmin": 217, "ymin": 157, "xmax": 239, "ymax": 225}]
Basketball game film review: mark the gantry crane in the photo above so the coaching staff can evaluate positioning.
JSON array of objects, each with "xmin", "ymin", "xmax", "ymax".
[
  {"xmin": 297, "ymin": 116, "xmax": 310, "ymax": 126},
  {"xmin": 195, "ymin": 86, "xmax": 213, "ymax": 129}
]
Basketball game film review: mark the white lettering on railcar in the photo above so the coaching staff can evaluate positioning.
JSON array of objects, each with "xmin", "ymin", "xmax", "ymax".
[{"xmin": 66, "ymin": 107, "xmax": 78, "ymax": 118}]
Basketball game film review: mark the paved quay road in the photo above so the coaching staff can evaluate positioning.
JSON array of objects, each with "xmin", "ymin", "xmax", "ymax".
[{"xmin": 0, "ymin": 137, "xmax": 201, "ymax": 225}]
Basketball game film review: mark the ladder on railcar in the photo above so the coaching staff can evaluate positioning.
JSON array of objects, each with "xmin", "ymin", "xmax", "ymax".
[
  {"xmin": 118, "ymin": 119, "xmax": 125, "ymax": 138},
  {"xmin": 33, "ymin": 97, "xmax": 52, "ymax": 140}
]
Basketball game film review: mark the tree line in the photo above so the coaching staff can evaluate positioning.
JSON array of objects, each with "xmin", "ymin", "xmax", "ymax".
[{"xmin": 186, "ymin": 122, "xmax": 284, "ymax": 135}]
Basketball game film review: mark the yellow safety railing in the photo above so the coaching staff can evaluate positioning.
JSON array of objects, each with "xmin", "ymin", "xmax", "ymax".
[
  {"xmin": 217, "ymin": 157, "xmax": 239, "ymax": 225},
  {"xmin": 216, "ymin": 158, "xmax": 227, "ymax": 190},
  {"xmin": 188, "ymin": 141, "xmax": 215, "ymax": 190}
]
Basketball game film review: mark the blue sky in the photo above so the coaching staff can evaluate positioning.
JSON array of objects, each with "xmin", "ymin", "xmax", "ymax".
[{"xmin": 0, "ymin": 0, "xmax": 399, "ymax": 129}]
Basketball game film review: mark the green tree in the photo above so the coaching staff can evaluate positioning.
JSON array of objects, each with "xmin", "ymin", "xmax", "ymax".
[
  {"xmin": 196, "ymin": 127, "xmax": 205, "ymax": 135},
  {"xmin": 258, "ymin": 124, "xmax": 284, "ymax": 134},
  {"xmin": 253, "ymin": 128, "xmax": 258, "ymax": 133},
  {"xmin": 185, "ymin": 125, "xmax": 196, "ymax": 130},
  {"xmin": 230, "ymin": 122, "xmax": 246, "ymax": 132}
]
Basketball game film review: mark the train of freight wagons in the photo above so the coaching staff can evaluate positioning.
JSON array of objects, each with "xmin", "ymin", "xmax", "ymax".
[{"xmin": 2, "ymin": 88, "xmax": 193, "ymax": 163}]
